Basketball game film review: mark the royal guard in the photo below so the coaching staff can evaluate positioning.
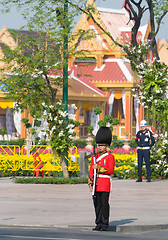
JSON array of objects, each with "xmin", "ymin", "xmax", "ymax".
[
  {"xmin": 88, "ymin": 126, "xmax": 115, "ymax": 231},
  {"xmin": 135, "ymin": 120, "xmax": 155, "ymax": 182}
]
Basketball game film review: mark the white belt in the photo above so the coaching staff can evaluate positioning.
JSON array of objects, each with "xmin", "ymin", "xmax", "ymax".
[
  {"xmin": 137, "ymin": 147, "xmax": 150, "ymax": 150},
  {"xmin": 97, "ymin": 174, "xmax": 112, "ymax": 191}
]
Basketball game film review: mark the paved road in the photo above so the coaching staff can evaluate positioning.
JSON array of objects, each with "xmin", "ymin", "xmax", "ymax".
[
  {"xmin": 0, "ymin": 178, "xmax": 168, "ymax": 233},
  {"xmin": 1, "ymin": 226, "xmax": 168, "ymax": 240}
]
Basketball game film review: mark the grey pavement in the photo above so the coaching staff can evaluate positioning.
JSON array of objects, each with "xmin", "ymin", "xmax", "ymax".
[{"xmin": 0, "ymin": 177, "xmax": 168, "ymax": 233}]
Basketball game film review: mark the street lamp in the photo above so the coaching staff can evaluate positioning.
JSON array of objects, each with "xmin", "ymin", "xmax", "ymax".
[
  {"xmin": 63, "ymin": 0, "xmax": 69, "ymax": 167},
  {"xmin": 63, "ymin": 0, "xmax": 68, "ymax": 113}
]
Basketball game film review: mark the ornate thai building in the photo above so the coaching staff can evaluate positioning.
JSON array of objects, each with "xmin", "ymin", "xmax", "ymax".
[{"xmin": 68, "ymin": 0, "xmax": 150, "ymax": 139}]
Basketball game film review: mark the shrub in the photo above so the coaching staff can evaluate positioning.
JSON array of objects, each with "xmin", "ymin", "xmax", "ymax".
[
  {"xmin": 73, "ymin": 139, "xmax": 87, "ymax": 149},
  {"xmin": 110, "ymin": 135, "xmax": 124, "ymax": 149},
  {"xmin": 129, "ymin": 139, "xmax": 137, "ymax": 149},
  {"xmin": 0, "ymin": 138, "xmax": 25, "ymax": 147},
  {"xmin": 35, "ymin": 138, "xmax": 47, "ymax": 145},
  {"xmin": 0, "ymin": 128, "xmax": 7, "ymax": 136},
  {"xmin": 87, "ymin": 126, "xmax": 94, "ymax": 133},
  {"xmin": 14, "ymin": 177, "xmax": 88, "ymax": 184}
]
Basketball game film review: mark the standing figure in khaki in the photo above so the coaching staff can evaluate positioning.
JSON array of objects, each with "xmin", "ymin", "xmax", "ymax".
[
  {"xmin": 135, "ymin": 120, "xmax": 155, "ymax": 182},
  {"xmin": 88, "ymin": 126, "xmax": 115, "ymax": 231}
]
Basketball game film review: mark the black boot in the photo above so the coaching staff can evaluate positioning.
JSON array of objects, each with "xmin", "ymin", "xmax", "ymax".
[
  {"xmin": 92, "ymin": 225, "xmax": 101, "ymax": 231},
  {"xmin": 147, "ymin": 176, "xmax": 151, "ymax": 182},
  {"xmin": 136, "ymin": 176, "xmax": 142, "ymax": 182}
]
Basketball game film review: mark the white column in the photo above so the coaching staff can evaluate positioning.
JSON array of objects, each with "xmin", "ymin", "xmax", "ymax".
[
  {"xmin": 13, "ymin": 103, "xmax": 21, "ymax": 135},
  {"xmin": 109, "ymin": 90, "xmax": 114, "ymax": 116},
  {"xmin": 91, "ymin": 105, "xmax": 99, "ymax": 136},
  {"xmin": 134, "ymin": 91, "xmax": 139, "ymax": 133},
  {"xmin": 122, "ymin": 91, "xmax": 126, "ymax": 118}
]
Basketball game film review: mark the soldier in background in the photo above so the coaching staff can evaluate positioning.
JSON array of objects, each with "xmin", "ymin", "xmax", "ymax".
[
  {"xmin": 88, "ymin": 126, "xmax": 115, "ymax": 231},
  {"xmin": 135, "ymin": 120, "xmax": 155, "ymax": 182}
]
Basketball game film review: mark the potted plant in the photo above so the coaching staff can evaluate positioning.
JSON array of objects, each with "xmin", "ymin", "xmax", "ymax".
[
  {"xmin": 87, "ymin": 125, "xmax": 94, "ymax": 136},
  {"xmin": 0, "ymin": 128, "xmax": 7, "ymax": 137}
]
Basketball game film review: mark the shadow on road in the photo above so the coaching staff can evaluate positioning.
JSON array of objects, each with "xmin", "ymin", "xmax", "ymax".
[{"xmin": 109, "ymin": 218, "xmax": 137, "ymax": 231}]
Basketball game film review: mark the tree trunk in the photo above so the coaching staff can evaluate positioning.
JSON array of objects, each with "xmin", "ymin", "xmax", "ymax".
[{"xmin": 60, "ymin": 155, "xmax": 69, "ymax": 178}]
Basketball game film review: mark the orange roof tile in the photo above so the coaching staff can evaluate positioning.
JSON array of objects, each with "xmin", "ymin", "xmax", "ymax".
[
  {"xmin": 71, "ymin": 59, "xmax": 132, "ymax": 84},
  {"xmin": 48, "ymin": 68, "xmax": 107, "ymax": 99}
]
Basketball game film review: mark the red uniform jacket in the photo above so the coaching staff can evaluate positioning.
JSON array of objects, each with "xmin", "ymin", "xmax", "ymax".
[{"xmin": 89, "ymin": 152, "xmax": 115, "ymax": 192}]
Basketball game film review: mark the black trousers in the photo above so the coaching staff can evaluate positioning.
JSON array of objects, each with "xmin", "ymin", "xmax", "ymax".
[
  {"xmin": 93, "ymin": 191, "xmax": 110, "ymax": 229},
  {"xmin": 137, "ymin": 149, "xmax": 151, "ymax": 177}
]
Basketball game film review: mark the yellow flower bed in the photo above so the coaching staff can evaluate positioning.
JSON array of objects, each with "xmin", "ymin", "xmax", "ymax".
[
  {"xmin": 114, "ymin": 165, "xmax": 134, "ymax": 173},
  {"xmin": 112, "ymin": 153, "xmax": 137, "ymax": 179},
  {"xmin": 0, "ymin": 151, "xmax": 79, "ymax": 173},
  {"xmin": 113, "ymin": 153, "xmax": 137, "ymax": 163},
  {"xmin": 0, "ymin": 155, "xmax": 20, "ymax": 171},
  {"xmin": 113, "ymin": 153, "xmax": 137, "ymax": 173},
  {"xmin": 0, "ymin": 145, "xmax": 137, "ymax": 176},
  {"xmin": 88, "ymin": 153, "xmax": 137, "ymax": 170}
]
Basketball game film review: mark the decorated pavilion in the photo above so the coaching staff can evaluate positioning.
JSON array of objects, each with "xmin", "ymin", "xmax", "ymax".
[{"xmin": 68, "ymin": 0, "xmax": 150, "ymax": 139}]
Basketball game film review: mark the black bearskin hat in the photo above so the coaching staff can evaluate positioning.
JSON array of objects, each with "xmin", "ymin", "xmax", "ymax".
[{"xmin": 95, "ymin": 126, "xmax": 112, "ymax": 146}]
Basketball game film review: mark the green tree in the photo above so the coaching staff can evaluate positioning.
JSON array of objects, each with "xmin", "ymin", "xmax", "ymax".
[
  {"xmin": 0, "ymin": 0, "xmax": 95, "ymax": 122},
  {"xmin": 0, "ymin": 0, "xmax": 92, "ymax": 177},
  {"xmin": 0, "ymin": 1, "xmax": 75, "ymax": 112},
  {"xmin": 42, "ymin": 101, "xmax": 79, "ymax": 178}
]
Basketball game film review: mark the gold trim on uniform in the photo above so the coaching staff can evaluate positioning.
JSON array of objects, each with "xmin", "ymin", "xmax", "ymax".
[
  {"xmin": 88, "ymin": 177, "xmax": 93, "ymax": 186},
  {"xmin": 97, "ymin": 165, "xmax": 108, "ymax": 173}
]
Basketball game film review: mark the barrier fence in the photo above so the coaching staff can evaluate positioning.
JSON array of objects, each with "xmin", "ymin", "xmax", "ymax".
[
  {"xmin": 0, "ymin": 145, "xmax": 80, "ymax": 174},
  {"xmin": 0, "ymin": 145, "xmax": 138, "ymax": 178}
]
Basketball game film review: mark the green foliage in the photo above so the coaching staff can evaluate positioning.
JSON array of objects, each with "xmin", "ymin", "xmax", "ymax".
[
  {"xmin": 39, "ymin": 140, "xmax": 47, "ymax": 145},
  {"xmin": 150, "ymin": 135, "xmax": 168, "ymax": 163},
  {"xmin": 0, "ymin": 0, "xmax": 95, "ymax": 151},
  {"xmin": 98, "ymin": 115, "xmax": 120, "ymax": 131},
  {"xmin": 131, "ymin": 49, "xmax": 168, "ymax": 138},
  {"xmin": 153, "ymin": 0, "xmax": 168, "ymax": 24},
  {"xmin": 0, "ymin": 138, "xmax": 25, "ymax": 147},
  {"xmin": 0, "ymin": 0, "xmax": 95, "ymax": 117},
  {"xmin": 42, "ymin": 101, "xmax": 78, "ymax": 157},
  {"xmin": 98, "ymin": 120, "xmax": 107, "ymax": 127},
  {"xmin": 22, "ymin": 118, "xmax": 32, "ymax": 129},
  {"xmin": 0, "ymin": 29, "xmax": 58, "ymax": 117},
  {"xmin": 129, "ymin": 139, "xmax": 137, "ymax": 149},
  {"xmin": 34, "ymin": 119, "xmax": 41, "ymax": 127},
  {"xmin": 0, "ymin": 128, "xmax": 7, "ymax": 136},
  {"xmin": 110, "ymin": 135, "xmax": 124, "ymax": 149},
  {"xmin": 74, "ymin": 121, "xmax": 80, "ymax": 127},
  {"xmin": 73, "ymin": 139, "xmax": 87, "ymax": 149},
  {"xmin": 94, "ymin": 107, "xmax": 102, "ymax": 115},
  {"xmin": 34, "ymin": 138, "xmax": 47, "ymax": 145},
  {"xmin": 14, "ymin": 177, "xmax": 88, "ymax": 184},
  {"xmin": 87, "ymin": 125, "xmax": 93, "ymax": 133},
  {"xmin": 112, "ymin": 118, "xmax": 120, "ymax": 125},
  {"xmin": 130, "ymin": 44, "xmax": 168, "ymax": 162},
  {"xmin": 104, "ymin": 115, "xmax": 113, "ymax": 124},
  {"xmin": 92, "ymin": 139, "xmax": 96, "ymax": 147},
  {"xmin": 0, "ymin": 169, "xmax": 32, "ymax": 178},
  {"xmin": 151, "ymin": 161, "xmax": 168, "ymax": 179}
]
